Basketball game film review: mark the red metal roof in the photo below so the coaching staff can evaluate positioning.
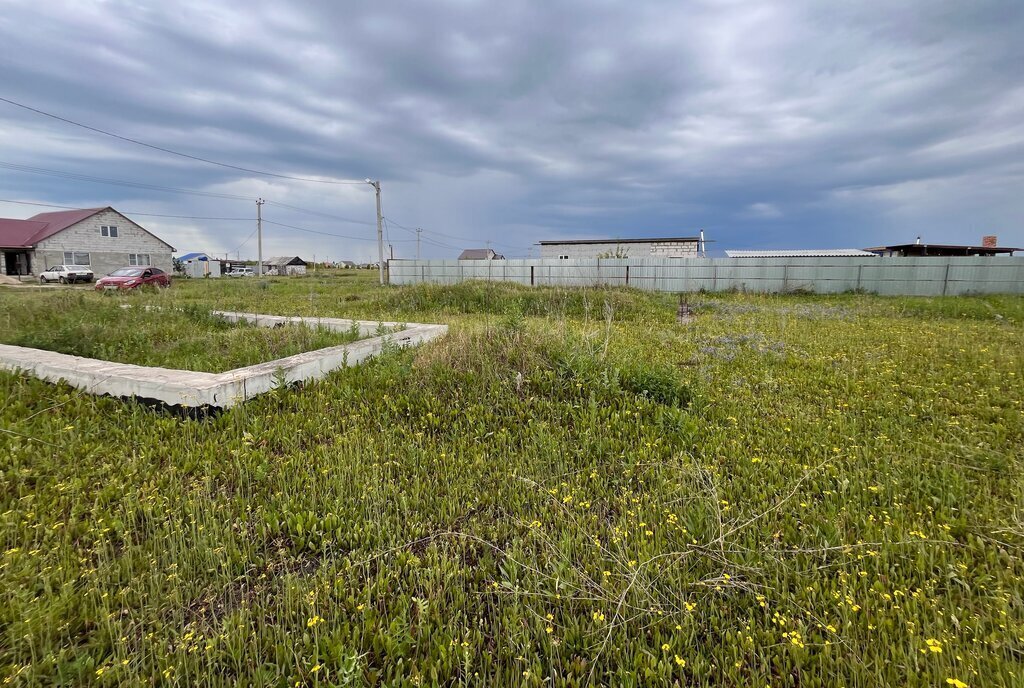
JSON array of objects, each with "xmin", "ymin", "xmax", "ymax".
[
  {"xmin": 0, "ymin": 207, "xmax": 107, "ymax": 248},
  {"xmin": 0, "ymin": 218, "xmax": 49, "ymax": 248}
]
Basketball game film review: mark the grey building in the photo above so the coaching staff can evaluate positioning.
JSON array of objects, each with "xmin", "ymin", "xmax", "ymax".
[
  {"xmin": 864, "ymin": 240, "xmax": 1021, "ymax": 257},
  {"xmin": 539, "ymin": 237, "xmax": 700, "ymax": 259},
  {"xmin": 264, "ymin": 256, "xmax": 308, "ymax": 275},
  {"xmin": 458, "ymin": 248, "xmax": 504, "ymax": 260},
  {"xmin": 0, "ymin": 207, "xmax": 174, "ymax": 277},
  {"xmin": 725, "ymin": 249, "xmax": 876, "ymax": 258}
]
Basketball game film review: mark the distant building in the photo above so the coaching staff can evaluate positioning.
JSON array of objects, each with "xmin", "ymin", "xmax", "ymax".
[
  {"xmin": 725, "ymin": 249, "xmax": 876, "ymax": 258},
  {"xmin": 176, "ymin": 252, "xmax": 221, "ymax": 278},
  {"xmin": 539, "ymin": 236, "xmax": 699, "ymax": 259},
  {"xmin": 0, "ymin": 206, "xmax": 174, "ymax": 277},
  {"xmin": 264, "ymin": 256, "xmax": 308, "ymax": 275},
  {"xmin": 865, "ymin": 237, "xmax": 1020, "ymax": 257},
  {"xmin": 458, "ymin": 248, "xmax": 504, "ymax": 260},
  {"xmin": 339, "ymin": 260, "xmax": 357, "ymax": 268},
  {"xmin": 177, "ymin": 252, "xmax": 211, "ymax": 262}
]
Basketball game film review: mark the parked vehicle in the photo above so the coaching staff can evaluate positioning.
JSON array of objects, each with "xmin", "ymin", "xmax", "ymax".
[
  {"xmin": 95, "ymin": 267, "xmax": 171, "ymax": 291},
  {"xmin": 39, "ymin": 264, "xmax": 94, "ymax": 284},
  {"xmin": 227, "ymin": 267, "xmax": 255, "ymax": 277}
]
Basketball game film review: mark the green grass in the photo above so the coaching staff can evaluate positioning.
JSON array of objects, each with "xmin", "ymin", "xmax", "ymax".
[
  {"xmin": 1, "ymin": 274, "xmax": 1022, "ymax": 686},
  {"xmin": 0, "ymin": 291, "xmax": 365, "ymax": 373}
]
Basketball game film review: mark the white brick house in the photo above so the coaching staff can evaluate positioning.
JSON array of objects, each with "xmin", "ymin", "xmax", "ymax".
[
  {"xmin": 538, "ymin": 237, "xmax": 700, "ymax": 259},
  {"xmin": 0, "ymin": 207, "xmax": 174, "ymax": 277}
]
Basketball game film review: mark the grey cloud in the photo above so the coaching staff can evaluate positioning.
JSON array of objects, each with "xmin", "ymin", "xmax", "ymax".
[{"xmin": 1, "ymin": 0, "xmax": 1022, "ymax": 258}]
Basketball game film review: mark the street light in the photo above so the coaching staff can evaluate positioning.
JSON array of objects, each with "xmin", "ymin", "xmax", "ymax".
[{"xmin": 365, "ymin": 179, "xmax": 385, "ymax": 285}]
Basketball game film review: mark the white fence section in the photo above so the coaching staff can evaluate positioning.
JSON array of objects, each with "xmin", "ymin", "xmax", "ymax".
[{"xmin": 390, "ymin": 257, "xmax": 1024, "ymax": 296}]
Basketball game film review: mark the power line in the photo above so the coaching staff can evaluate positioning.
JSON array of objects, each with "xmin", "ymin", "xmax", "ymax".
[
  {"xmin": 1, "ymin": 161, "xmax": 486, "ymax": 255},
  {"xmin": 229, "ymin": 228, "xmax": 259, "ymax": 255},
  {"xmin": 0, "ymin": 98, "xmax": 509, "ymax": 254},
  {"xmin": 0, "ymin": 160, "xmax": 255, "ymax": 201},
  {"xmin": 264, "ymin": 200, "xmax": 376, "ymax": 226},
  {"xmin": 406, "ymin": 231, "xmax": 461, "ymax": 251},
  {"xmin": 0, "ymin": 194, "xmax": 505, "ymax": 256},
  {"xmin": 262, "ymin": 218, "xmax": 416, "ymax": 244},
  {"xmin": 386, "ymin": 215, "xmax": 521, "ymax": 248},
  {"xmin": 0, "ymin": 198, "xmax": 395, "ymax": 253},
  {"xmin": 0, "ymin": 198, "xmax": 251, "ymax": 221},
  {"xmin": 0, "ymin": 175, "xmax": 421, "ymax": 248},
  {"xmin": 0, "ymin": 96, "xmax": 368, "ymax": 185},
  {"xmin": 0, "ymin": 99, "xmax": 505, "ymax": 254},
  {"xmin": 384, "ymin": 215, "xmax": 530, "ymax": 252},
  {"xmin": 0, "ymin": 161, "xmax": 388, "ymax": 231},
  {"xmin": 382, "ymin": 217, "xmax": 453, "ymax": 247}
]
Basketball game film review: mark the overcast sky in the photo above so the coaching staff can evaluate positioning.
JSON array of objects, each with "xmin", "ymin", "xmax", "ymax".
[{"xmin": 1, "ymin": 0, "xmax": 1022, "ymax": 259}]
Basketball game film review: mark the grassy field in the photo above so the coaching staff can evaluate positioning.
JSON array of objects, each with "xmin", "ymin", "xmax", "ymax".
[
  {"xmin": 1, "ymin": 272, "xmax": 1022, "ymax": 686},
  {"xmin": 0, "ymin": 291, "xmax": 367, "ymax": 373}
]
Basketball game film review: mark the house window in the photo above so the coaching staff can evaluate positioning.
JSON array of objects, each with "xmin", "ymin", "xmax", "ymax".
[
  {"xmin": 63, "ymin": 251, "xmax": 91, "ymax": 265},
  {"xmin": 128, "ymin": 253, "xmax": 151, "ymax": 266},
  {"xmin": 559, "ymin": 255, "xmax": 569, "ymax": 260},
  {"xmin": 101, "ymin": 225, "xmax": 119, "ymax": 238}
]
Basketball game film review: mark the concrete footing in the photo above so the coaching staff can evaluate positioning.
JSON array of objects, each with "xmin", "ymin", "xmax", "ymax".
[{"xmin": 0, "ymin": 313, "xmax": 447, "ymax": 408}]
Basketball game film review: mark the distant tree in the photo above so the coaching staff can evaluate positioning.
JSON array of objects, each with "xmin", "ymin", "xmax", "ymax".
[{"xmin": 596, "ymin": 245, "xmax": 630, "ymax": 259}]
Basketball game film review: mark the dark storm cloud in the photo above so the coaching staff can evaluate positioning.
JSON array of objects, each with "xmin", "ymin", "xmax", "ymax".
[{"xmin": 1, "ymin": 0, "xmax": 1022, "ymax": 258}]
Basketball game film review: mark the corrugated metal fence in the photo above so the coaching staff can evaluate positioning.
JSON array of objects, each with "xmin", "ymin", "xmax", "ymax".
[{"xmin": 390, "ymin": 257, "xmax": 1024, "ymax": 295}]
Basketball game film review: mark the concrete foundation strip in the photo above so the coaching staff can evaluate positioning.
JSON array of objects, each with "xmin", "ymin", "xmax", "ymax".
[{"xmin": 0, "ymin": 311, "xmax": 447, "ymax": 408}]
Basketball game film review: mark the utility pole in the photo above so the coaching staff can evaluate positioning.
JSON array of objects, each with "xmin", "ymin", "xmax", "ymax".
[
  {"xmin": 416, "ymin": 227, "xmax": 423, "ymax": 260},
  {"xmin": 365, "ymin": 179, "xmax": 385, "ymax": 285},
  {"xmin": 256, "ymin": 198, "xmax": 265, "ymax": 277}
]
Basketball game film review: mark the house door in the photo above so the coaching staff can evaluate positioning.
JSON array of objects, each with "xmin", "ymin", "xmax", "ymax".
[{"xmin": 4, "ymin": 251, "xmax": 30, "ymax": 276}]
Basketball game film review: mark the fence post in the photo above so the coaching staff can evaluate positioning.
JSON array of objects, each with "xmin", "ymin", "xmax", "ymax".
[
  {"xmin": 712, "ymin": 262, "xmax": 718, "ymax": 292},
  {"xmin": 942, "ymin": 262, "xmax": 951, "ymax": 296},
  {"xmin": 856, "ymin": 264, "xmax": 862, "ymax": 291},
  {"xmin": 783, "ymin": 264, "xmax": 789, "ymax": 293}
]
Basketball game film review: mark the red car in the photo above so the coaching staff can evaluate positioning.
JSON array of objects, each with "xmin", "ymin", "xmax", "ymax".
[{"xmin": 95, "ymin": 266, "xmax": 171, "ymax": 291}]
